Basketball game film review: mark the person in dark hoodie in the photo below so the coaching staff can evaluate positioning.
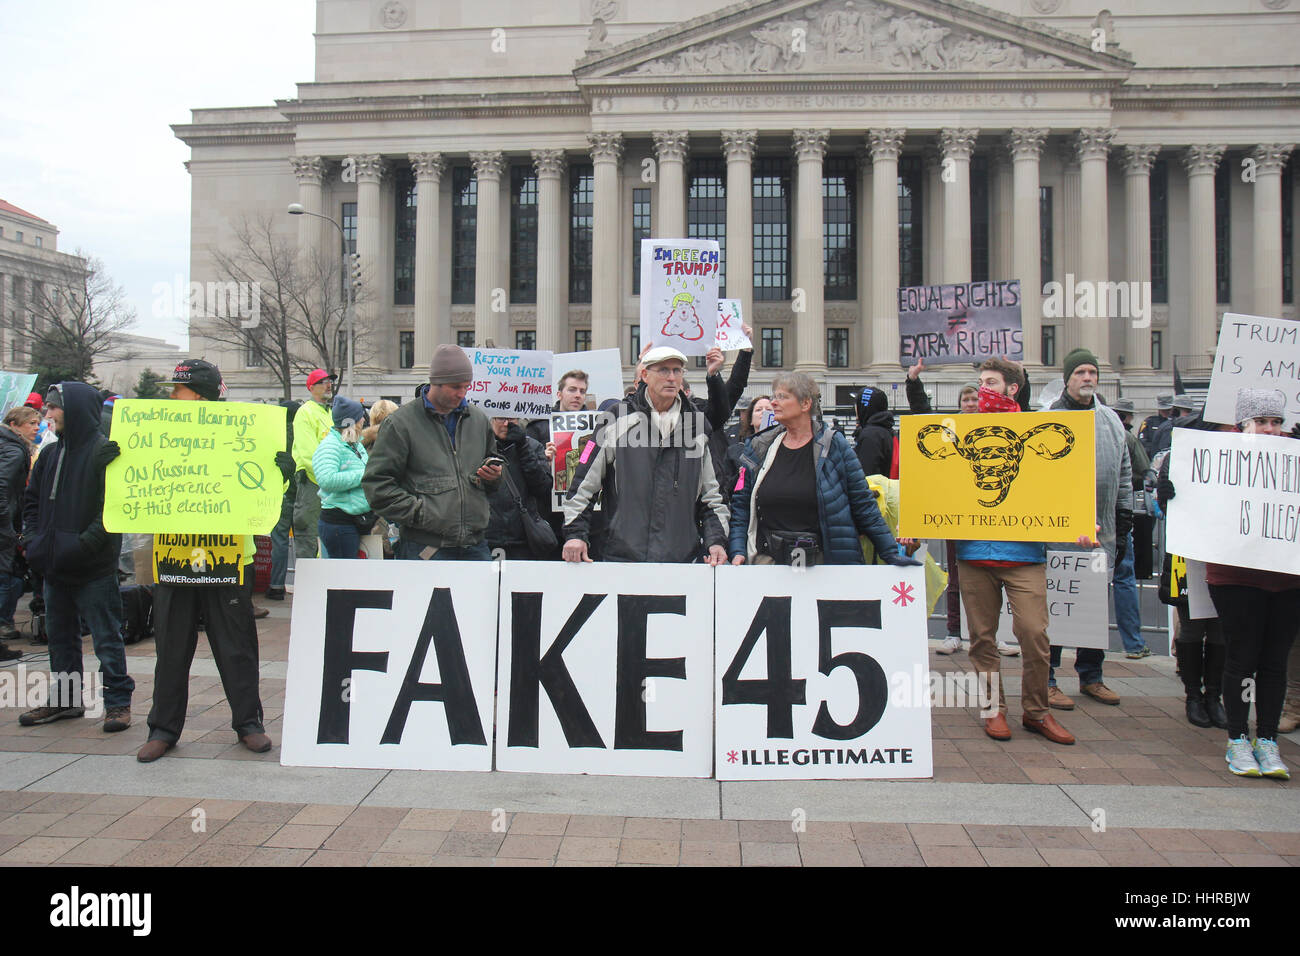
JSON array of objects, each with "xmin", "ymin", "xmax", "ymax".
[
  {"xmin": 486, "ymin": 417, "xmax": 554, "ymax": 559},
  {"xmin": 853, "ymin": 385, "xmax": 894, "ymax": 479},
  {"xmin": 18, "ymin": 382, "xmax": 133, "ymax": 731}
]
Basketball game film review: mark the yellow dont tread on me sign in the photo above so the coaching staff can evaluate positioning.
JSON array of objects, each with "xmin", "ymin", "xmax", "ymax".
[
  {"xmin": 104, "ymin": 399, "xmax": 287, "ymax": 535},
  {"xmin": 898, "ymin": 410, "xmax": 1097, "ymax": 543}
]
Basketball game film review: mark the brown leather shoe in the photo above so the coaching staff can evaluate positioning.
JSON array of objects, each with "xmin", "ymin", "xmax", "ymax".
[
  {"xmin": 137, "ymin": 739, "xmax": 174, "ymax": 763},
  {"xmin": 1081, "ymin": 682, "xmax": 1120, "ymax": 705},
  {"xmin": 1047, "ymin": 686, "xmax": 1075, "ymax": 710},
  {"xmin": 240, "ymin": 732, "xmax": 273, "ymax": 753},
  {"xmin": 983, "ymin": 712, "xmax": 1012, "ymax": 740},
  {"xmin": 1022, "ymin": 713, "xmax": 1076, "ymax": 745}
]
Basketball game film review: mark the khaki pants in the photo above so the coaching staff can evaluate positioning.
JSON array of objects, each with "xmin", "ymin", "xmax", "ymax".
[{"xmin": 958, "ymin": 561, "xmax": 1051, "ymax": 721}]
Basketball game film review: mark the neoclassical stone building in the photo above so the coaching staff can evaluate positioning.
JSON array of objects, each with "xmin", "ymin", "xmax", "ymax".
[{"xmin": 173, "ymin": 0, "xmax": 1300, "ymax": 408}]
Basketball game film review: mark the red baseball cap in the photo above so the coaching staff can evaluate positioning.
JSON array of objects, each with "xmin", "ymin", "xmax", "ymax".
[
  {"xmin": 306, "ymin": 369, "xmax": 336, "ymax": 389},
  {"xmin": 24, "ymin": 392, "xmax": 42, "ymax": 411}
]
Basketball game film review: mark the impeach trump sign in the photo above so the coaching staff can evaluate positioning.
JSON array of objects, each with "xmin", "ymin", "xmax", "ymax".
[
  {"xmin": 897, "ymin": 411, "xmax": 1096, "ymax": 542},
  {"xmin": 898, "ymin": 280, "xmax": 1022, "ymax": 366}
]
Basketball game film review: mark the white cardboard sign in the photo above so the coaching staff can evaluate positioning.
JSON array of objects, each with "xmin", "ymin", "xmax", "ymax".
[
  {"xmin": 281, "ymin": 559, "xmax": 498, "ymax": 771},
  {"xmin": 1185, "ymin": 558, "xmax": 1218, "ymax": 620},
  {"xmin": 495, "ymin": 562, "xmax": 714, "ymax": 777},
  {"xmin": 959, "ymin": 549, "xmax": 1110, "ymax": 650},
  {"xmin": 714, "ymin": 565, "xmax": 932, "ymax": 781},
  {"xmin": 463, "ymin": 347, "xmax": 554, "ymax": 419},
  {"xmin": 638, "ymin": 238, "xmax": 720, "ymax": 357},
  {"xmin": 715, "ymin": 299, "xmax": 752, "ymax": 352},
  {"xmin": 1166, "ymin": 429, "xmax": 1300, "ymax": 575},
  {"xmin": 1205, "ymin": 313, "xmax": 1300, "ymax": 428},
  {"xmin": 552, "ymin": 348, "xmax": 624, "ymax": 408}
]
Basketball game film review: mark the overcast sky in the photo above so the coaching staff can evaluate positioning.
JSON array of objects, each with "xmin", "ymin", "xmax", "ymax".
[{"xmin": 0, "ymin": 0, "xmax": 317, "ymax": 348}]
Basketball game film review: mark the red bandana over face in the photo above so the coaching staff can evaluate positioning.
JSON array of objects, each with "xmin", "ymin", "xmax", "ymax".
[{"xmin": 977, "ymin": 386, "xmax": 1020, "ymax": 413}]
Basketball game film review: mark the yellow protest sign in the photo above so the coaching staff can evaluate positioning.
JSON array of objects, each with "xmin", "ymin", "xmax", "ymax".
[
  {"xmin": 898, "ymin": 410, "xmax": 1096, "ymax": 542},
  {"xmin": 104, "ymin": 399, "xmax": 287, "ymax": 535},
  {"xmin": 153, "ymin": 535, "xmax": 245, "ymax": 586}
]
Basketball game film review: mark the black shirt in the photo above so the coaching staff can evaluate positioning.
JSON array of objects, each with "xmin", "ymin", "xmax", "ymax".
[{"xmin": 756, "ymin": 440, "xmax": 818, "ymax": 536}]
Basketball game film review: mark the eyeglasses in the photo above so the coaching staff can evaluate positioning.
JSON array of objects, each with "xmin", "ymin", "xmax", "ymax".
[{"xmin": 648, "ymin": 365, "xmax": 685, "ymax": 377}]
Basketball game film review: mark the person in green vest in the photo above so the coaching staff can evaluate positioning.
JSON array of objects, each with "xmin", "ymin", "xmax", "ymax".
[{"xmin": 292, "ymin": 368, "xmax": 335, "ymax": 558}]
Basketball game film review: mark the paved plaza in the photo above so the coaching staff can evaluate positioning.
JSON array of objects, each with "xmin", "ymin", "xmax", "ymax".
[{"xmin": 0, "ymin": 594, "xmax": 1295, "ymax": 867}]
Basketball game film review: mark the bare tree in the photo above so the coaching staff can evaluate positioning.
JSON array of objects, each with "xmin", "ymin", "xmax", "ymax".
[
  {"xmin": 11, "ymin": 253, "xmax": 138, "ymax": 389},
  {"xmin": 197, "ymin": 216, "xmax": 374, "ymax": 400}
]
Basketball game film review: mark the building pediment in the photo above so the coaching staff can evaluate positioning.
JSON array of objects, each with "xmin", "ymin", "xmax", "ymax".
[{"xmin": 577, "ymin": 0, "xmax": 1133, "ymax": 80}]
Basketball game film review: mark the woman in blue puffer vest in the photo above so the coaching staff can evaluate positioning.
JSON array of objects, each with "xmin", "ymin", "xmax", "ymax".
[
  {"xmin": 312, "ymin": 395, "xmax": 373, "ymax": 560},
  {"xmin": 728, "ymin": 372, "xmax": 919, "ymax": 568}
]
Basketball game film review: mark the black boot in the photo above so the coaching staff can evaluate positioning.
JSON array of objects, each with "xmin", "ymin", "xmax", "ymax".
[
  {"xmin": 1176, "ymin": 642, "xmax": 1211, "ymax": 727},
  {"xmin": 1203, "ymin": 642, "xmax": 1228, "ymax": 730}
]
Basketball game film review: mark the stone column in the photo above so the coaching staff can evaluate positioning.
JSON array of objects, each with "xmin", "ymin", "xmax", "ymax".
[
  {"xmin": 653, "ymin": 131, "xmax": 689, "ymax": 239},
  {"xmin": 923, "ymin": 147, "xmax": 944, "ymax": 285},
  {"xmin": 940, "ymin": 128, "xmax": 979, "ymax": 284},
  {"xmin": 1076, "ymin": 128, "xmax": 1115, "ymax": 363},
  {"xmin": 1122, "ymin": 145, "xmax": 1161, "ymax": 370},
  {"xmin": 588, "ymin": 132, "xmax": 624, "ymax": 352},
  {"xmin": 1008, "ymin": 129, "xmax": 1049, "ymax": 366},
  {"xmin": 722, "ymin": 130, "xmax": 756, "ymax": 337},
  {"xmin": 855, "ymin": 146, "xmax": 873, "ymax": 366},
  {"xmin": 1182, "ymin": 145, "xmax": 1226, "ymax": 365},
  {"xmin": 469, "ymin": 151, "xmax": 506, "ymax": 347},
  {"xmin": 1253, "ymin": 144, "xmax": 1295, "ymax": 320},
  {"xmin": 350, "ymin": 154, "xmax": 388, "ymax": 363},
  {"xmin": 870, "ymin": 129, "xmax": 906, "ymax": 368},
  {"xmin": 990, "ymin": 155, "xmax": 1013, "ymax": 281},
  {"xmin": 792, "ymin": 129, "xmax": 829, "ymax": 372},
  {"xmin": 1058, "ymin": 143, "xmax": 1082, "ymax": 359},
  {"xmin": 409, "ymin": 152, "xmax": 446, "ymax": 358},
  {"xmin": 290, "ymin": 156, "xmax": 326, "ymax": 260},
  {"xmin": 531, "ymin": 149, "xmax": 567, "ymax": 352}
]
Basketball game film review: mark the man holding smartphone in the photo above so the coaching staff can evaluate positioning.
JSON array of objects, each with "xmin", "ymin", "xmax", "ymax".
[{"xmin": 363, "ymin": 344, "xmax": 502, "ymax": 560}]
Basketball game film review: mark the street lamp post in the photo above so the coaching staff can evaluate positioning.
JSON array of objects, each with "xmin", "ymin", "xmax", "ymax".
[{"xmin": 287, "ymin": 202, "xmax": 356, "ymax": 394}]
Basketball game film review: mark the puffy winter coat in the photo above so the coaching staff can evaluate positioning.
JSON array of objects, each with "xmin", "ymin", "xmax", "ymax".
[{"xmin": 313, "ymin": 429, "xmax": 370, "ymax": 515}]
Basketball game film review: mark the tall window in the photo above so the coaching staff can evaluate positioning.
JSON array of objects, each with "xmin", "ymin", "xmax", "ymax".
[
  {"xmin": 1215, "ymin": 159, "xmax": 1231, "ymax": 303},
  {"xmin": 399, "ymin": 331, "xmax": 414, "ymax": 369},
  {"xmin": 245, "ymin": 331, "xmax": 264, "ymax": 368},
  {"xmin": 969, "ymin": 155, "xmax": 990, "ymax": 283},
  {"xmin": 688, "ymin": 158, "xmax": 727, "ymax": 295},
  {"xmin": 761, "ymin": 328, "xmax": 784, "ymax": 367},
  {"xmin": 753, "ymin": 158, "xmax": 790, "ymax": 300},
  {"xmin": 341, "ymin": 202, "xmax": 357, "ymax": 255},
  {"xmin": 823, "ymin": 156, "xmax": 856, "ymax": 300},
  {"xmin": 574, "ymin": 329, "xmax": 591, "ymax": 352},
  {"xmin": 827, "ymin": 328, "xmax": 849, "ymax": 368},
  {"xmin": 456, "ymin": 330, "xmax": 474, "ymax": 348},
  {"xmin": 452, "ymin": 167, "xmax": 477, "ymax": 304},
  {"xmin": 1284, "ymin": 160, "xmax": 1294, "ymax": 305},
  {"xmin": 393, "ymin": 166, "xmax": 416, "ymax": 306},
  {"xmin": 1150, "ymin": 161, "xmax": 1169, "ymax": 304},
  {"xmin": 631, "ymin": 187, "xmax": 652, "ymax": 290},
  {"xmin": 516, "ymin": 330, "xmax": 537, "ymax": 350},
  {"xmin": 569, "ymin": 164, "xmax": 594, "ymax": 303},
  {"xmin": 1040, "ymin": 186, "xmax": 1054, "ymax": 288},
  {"xmin": 1041, "ymin": 325, "xmax": 1056, "ymax": 367},
  {"xmin": 1151, "ymin": 330, "xmax": 1163, "ymax": 370},
  {"xmin": 629, "ymin": 326, "xmax": 641, "ymax": 365},
  {"xmin": 898, "ymin": 156, "xmax": 924, "ymax": 288},
  {"xmin": 510, "ymin": 166, "xmax": 538, "ymax": 303}
]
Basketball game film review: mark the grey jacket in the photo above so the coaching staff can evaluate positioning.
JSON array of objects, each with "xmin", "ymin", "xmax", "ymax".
[{"xmin": 1050, "ymin": 394, "xmax": 1134, "ymax": 569}]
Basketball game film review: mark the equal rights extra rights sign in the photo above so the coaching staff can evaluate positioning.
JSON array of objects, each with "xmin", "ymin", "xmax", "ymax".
[
  {"xmin": 898, "ymin": 279, "xmax": 1022, "ymax": 366},
  {"xmin": 104, "ymin": 399, "xmax": 287, "ymax": 535}
]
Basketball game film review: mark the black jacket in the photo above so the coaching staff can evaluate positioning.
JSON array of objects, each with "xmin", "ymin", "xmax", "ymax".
[
  {"xmin": 23, "ymin": 382, "xmax": 121, "ymax": 585},
  {"xmin": 487, "ymin": 423, "xmax": 553, "ymax": 551},
  {"xmin": 853, "ymin": 411, "xmax": 895, "ymax": 478},
  {"xmin": 0, "ymin": 427, "xmax": 30, "ymax": 574}
]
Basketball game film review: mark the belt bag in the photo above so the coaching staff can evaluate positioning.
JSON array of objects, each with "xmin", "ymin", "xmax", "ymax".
[{"xmin": 762, "ymin": 529, "xmax": 822, "ymax": 567}]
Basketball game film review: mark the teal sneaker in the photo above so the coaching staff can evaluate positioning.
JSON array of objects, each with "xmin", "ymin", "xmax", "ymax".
[
  {"xmin": 1226, "ymin": 737, "xmax": 1262, "ymax": 777},
  {"xmin": 1252, "ymin": 738, "xmax": 1290, "ymax": 780}
]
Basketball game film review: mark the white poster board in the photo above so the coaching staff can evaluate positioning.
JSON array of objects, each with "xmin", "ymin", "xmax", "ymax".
[
  {"xmin": 1166, "ymin": 430, "xmax": 1300, "ymax": 575},
  {"xmin": 959, "ymin": 550, "xmax": 1110, "ymax": 650},
  {"xmin": 496, "ymin": 562, "xmax": 713, "ymax": 776},
  {"xmin": 714, "ymin": 565, "xmax": 932, "ymax": 781},
  {"xmin": 552, "ymin": 348, "xmax": 624, "ymax": 408},
  {"xmin": 281, "ymin": 559, "xmax": 498, "ymax": 771},
  {"xmin": 1204, "ymin": 313, "xmax": 1300, "ymax": 428},
  {"xmin": 715, "ymin": 299, "xmax": 752, "ymax": 352},
  {"xmin": 550, "ymin": 409, "xmax": 603, "ymax": 512},
  {"xmin": 638, "ymin": 238, "xmax": 720, "ymax": 357},
  {"xmin": 462, "ymin": 347, "xmax": 554, "ymax": 419},
  {"xmin": 1184, "ymin": 558, "xmax": 1218, "ymax": 620}
]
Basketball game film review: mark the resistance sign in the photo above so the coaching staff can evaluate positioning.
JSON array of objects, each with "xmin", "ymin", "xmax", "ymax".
[
  {"xmin": 898, "ymin": 411, "xmax": 1096, "ymax": 542},
  {"xmin": 103, "ymin": 399, "xmax": 287, "ymax": 535}
]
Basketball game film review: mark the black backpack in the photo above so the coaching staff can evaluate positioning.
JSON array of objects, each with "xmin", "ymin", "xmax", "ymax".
[{"xmin": 120, "ymin": 585, "xmax": 154, "ymax": 645}]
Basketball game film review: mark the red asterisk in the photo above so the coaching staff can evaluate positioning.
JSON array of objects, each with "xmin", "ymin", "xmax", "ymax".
[
  {"xmin": 892, "ymin": 582, "xmax": 916, "ymax": 606},
  {"xmin": 726, "ymin": 750, "xmax": 739, "ymax": 763}
]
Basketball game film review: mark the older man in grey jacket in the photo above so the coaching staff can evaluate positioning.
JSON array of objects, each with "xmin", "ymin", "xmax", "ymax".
[{"xmin": 1046, "ymin": 348, "xmax": 1133, "ymax": 710}]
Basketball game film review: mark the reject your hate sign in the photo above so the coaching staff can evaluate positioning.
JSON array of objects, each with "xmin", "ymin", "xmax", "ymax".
[{"xmin": 464, "ymin": 347, "xmax": 554, "ymax": 419}]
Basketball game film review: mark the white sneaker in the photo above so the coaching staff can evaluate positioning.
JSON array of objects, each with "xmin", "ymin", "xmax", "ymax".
[
  {"xmin": 997, "ymin": 641, "xmax": 1020, "ymax": 657},
  {"xmin": 935, "ymin": 635, "xmax": 962, "ymax": 656},
  {"xmin": 1252, "ymin": 738, "xmax": 1290, "ymax": 780}
]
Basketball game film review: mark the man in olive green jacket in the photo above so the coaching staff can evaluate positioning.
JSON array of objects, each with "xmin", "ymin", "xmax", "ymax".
[{"xmin": 362, "ymin": 345, "xmax": 502, "ymax": 560}]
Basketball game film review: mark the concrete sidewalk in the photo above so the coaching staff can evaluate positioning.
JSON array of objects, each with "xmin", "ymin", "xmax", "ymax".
[{"xmin": 0, "ymin": 593, "xmax": 1294, "ymax": 867}]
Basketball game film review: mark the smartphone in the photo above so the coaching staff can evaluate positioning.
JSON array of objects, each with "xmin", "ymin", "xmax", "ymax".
[{"xmin": 482, "ymin": 456, "xmax": 505, "ymax": 469}]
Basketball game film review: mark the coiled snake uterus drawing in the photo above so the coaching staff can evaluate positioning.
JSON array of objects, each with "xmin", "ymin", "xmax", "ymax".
[{"xmin": 916, "ymin": 422, "xmax": 1075, "ymax": 507}]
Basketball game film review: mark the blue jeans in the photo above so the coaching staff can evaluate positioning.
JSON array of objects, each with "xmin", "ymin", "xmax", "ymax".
[
  {"xmin": 395, "ymin": 539, "xmax": 491, "ymax": 561},
  {"xmin": 0, "ymin": 571, "xmax": 24, "ymax": 626},
  {"xmin": 318, "ymin": 519, "xmax": 361, "ymax": 561},
  {"xmin": 45, "ymin": 574, "xmax": 134, "ymax": 709},
  {"xmin": 269, "ymin": 491, "xmax": 294, "ymax": 588},
  {"xmin": 1111, "ymin": 529, "xmax": 1145, "ymax": 653}
]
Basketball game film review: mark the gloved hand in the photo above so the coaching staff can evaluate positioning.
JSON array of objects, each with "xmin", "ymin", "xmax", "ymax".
[
  {"xmin": 885, "ymin": 553, "xmax": 923, "ymax": 567},
  {"xmin": 1156, "ymin": 475, "xmax": 1175, "ymax": 509},
  {"xmin": 1114, "ymin": 509, "xmax": 1132, "ymax": 566},
  {"xmin": 275, "ymin": 451, "xmax": 295, "ymax": 483},
  {"xmin": 94, "ymin": 441, "xmax": 121, "ymax": 469}
]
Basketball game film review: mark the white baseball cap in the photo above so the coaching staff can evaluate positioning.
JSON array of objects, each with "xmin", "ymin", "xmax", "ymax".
[{"xmin": 641, "ymin": 346, "xmax": 688, "ymax": 367}]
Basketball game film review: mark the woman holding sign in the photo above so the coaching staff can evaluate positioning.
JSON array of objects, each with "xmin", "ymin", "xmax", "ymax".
[
  {"xmin": 312, "ymin": 396, "xmax": 375, "ymax": 561},
  {"xmin": 728, "ymin": 372, "xmax": 918, "ymax": 569}
]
